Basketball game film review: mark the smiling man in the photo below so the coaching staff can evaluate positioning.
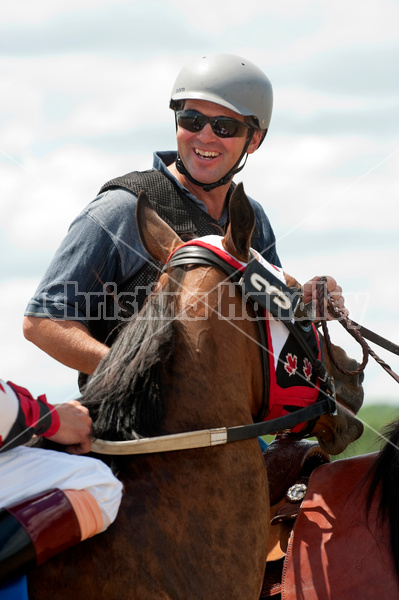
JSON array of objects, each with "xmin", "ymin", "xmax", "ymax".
[
  {"xmin": 169, "ymin": 99, "xmax": 264, "ymax": 221},
  {"xmin": 167, "ymin": 54, "xmax": 272, "ymax": 224},
  {"xmin": 23, "ymin": 53, "xmax": 344, "ymax": 386}
]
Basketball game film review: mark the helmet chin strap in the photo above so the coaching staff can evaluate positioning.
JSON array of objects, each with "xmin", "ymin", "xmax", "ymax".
[{"xmin": 175, "ymin": 131, "xmax": 254, "ymax": 193}]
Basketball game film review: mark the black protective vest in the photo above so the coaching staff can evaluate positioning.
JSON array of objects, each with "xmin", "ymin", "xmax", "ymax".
[{"xmin": 88, "ymin": 169, "xmax": 260, "ymax": 348}]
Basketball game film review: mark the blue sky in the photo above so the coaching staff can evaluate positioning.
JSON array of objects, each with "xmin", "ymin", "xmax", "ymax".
[{"xmin": 1, "ymin": 0, "xmax": 399, "ymax": 410}]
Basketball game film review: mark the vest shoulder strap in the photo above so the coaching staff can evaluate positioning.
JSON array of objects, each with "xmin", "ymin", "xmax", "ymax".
[{"xmin": 100, "ymin": 169, "xmax": 228, "ymax": 238}]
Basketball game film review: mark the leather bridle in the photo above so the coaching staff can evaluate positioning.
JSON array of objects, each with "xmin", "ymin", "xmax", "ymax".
[{"xmin": 166, "ymin": 244, "xmax": 337, "ymax": 432}]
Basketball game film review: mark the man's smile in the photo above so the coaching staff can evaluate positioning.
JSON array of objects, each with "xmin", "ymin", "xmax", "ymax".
[{"xmin": 194, "ymin": 148, "xmax": 221, "ymax": 160}]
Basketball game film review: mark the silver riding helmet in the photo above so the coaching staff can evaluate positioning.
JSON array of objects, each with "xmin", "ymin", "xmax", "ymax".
[{"xmin": 170, "ymin": 53, "xmax": 273, "ymax": 191}]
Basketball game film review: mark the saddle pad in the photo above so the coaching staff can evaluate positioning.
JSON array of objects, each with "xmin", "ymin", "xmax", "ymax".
[{"xmin": 282, "ymin": 453, "xmax": 399, "ymax": 599}]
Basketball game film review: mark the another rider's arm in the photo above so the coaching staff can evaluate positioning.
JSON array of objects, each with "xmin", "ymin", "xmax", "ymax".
[{"xmin": 0, "ymin": 380, "xmax": 92, "ymax": 454}]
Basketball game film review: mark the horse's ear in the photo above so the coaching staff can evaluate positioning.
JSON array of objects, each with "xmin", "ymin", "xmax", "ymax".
[
  {"xmin": 136, "ymin": 191, "xmax": 183, "ymax": 264},
  {"xmin": 222, "ymin": 182, "xmax": 255, "ymax": 262}
]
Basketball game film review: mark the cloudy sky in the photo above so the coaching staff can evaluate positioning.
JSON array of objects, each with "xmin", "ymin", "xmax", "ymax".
[{"xmin": 1, "ymin": 0, "xmax": 399, "ymax": 415}]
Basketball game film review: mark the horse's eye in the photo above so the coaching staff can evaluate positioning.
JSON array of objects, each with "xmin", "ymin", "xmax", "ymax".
[{"xmin": 357, "ymin": 371, "xmax": 365, "ymax": 385}]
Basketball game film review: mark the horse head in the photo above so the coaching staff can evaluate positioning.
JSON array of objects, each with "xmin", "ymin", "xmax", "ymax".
[
  {"xmin": 312, "ymin": 341, "xmax": 364, "ymax": 454},
  {"xmin": 136, "ymin": 182, "xmax": 364, "ymax": 455},
  {"xmin": 135, "ymin": 182, "xmax": 265, "ymax": 429}
]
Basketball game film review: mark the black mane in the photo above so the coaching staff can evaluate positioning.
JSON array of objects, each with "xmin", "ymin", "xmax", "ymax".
[
  {"xmin": 81, "ymin": 273, "xmax": 182, "ymax": 441},
  {"xmin": 367, "ymin": 417, "xmax": 399, "ymax": 578}
]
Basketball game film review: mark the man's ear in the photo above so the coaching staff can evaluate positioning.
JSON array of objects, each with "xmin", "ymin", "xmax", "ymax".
[{"xmin": 247, "ymin": 129, "xmax": 266, "ymax": 154}]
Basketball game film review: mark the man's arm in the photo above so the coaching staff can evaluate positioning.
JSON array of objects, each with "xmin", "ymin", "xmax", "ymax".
[{"xmin": 23, "ymin": 317, "xmax": 109, "ymax": 375}]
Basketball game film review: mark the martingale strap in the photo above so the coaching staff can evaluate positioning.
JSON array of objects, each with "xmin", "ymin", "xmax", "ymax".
[{"xmin": 167, "ymin": 243, "xmax": 336, "ymax": 429}]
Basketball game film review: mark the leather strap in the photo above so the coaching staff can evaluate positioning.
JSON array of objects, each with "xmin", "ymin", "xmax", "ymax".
[{"xmin": 344, "ymin": 320, "xmax": 399, "ymax": 356}]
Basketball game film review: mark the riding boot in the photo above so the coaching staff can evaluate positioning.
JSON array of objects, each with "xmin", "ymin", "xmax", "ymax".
[{"xmin": 0, "ymin": 488, "xmax": 81, "ymax": 584}]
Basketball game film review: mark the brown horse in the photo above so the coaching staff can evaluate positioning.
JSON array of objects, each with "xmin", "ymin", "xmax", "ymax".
[
  {"xmin": 28, "ymin": 184, "xmax": 363, "ymax": 600},
  {"xmin": 274, "ymin": 419, "xmax": 399, "ymax": 599}
]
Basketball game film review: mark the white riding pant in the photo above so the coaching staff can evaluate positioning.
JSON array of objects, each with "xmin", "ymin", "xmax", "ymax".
[{"xmin": 0, "ymin": 445, "xmax": 123, "ymax": 531}]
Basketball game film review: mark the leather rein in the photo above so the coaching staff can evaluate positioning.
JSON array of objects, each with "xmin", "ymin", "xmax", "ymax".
[
  {"xmin": 92, "ymin": 245, "xmax": 338, "ymax": 455},
  {"xmin": 316, "ymin": 276, "xmax": 399, "ymax": 385}
]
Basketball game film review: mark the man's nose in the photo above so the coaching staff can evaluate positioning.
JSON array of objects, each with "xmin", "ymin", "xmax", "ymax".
[{"xmin": 196, "ymin": 122, "xmax": 217, "ymax": 141}]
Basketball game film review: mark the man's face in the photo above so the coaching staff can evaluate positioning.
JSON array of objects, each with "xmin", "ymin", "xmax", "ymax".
[{"xmin": 175, "ymin": 99, "xmax": 263, "ymax": 187}]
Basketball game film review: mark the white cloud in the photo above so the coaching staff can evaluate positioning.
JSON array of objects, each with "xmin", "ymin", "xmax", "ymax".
[
  {"xmin": 275, "ymin": 86, "xmax": 398, "ymax": 116},
  {"xmin": 1, "ymin": 0, "xmax": 398, "ymax": 410},
  {"xmin": 241, "ymin": 135, "xmax": 399, "ymax": 232},
  {"xmin": 0, "ymin": 279, "xmax": 80, "ymax": 404},
  {"xmin": 2, "ymin": 0, "xmax": 132, "ymax": 24},
  {"xmin": 166, "ymin": 0, "xmax": 399, "ymax": 56},
  {"xmin": 0, "ymin": 146, "xmax": 153, "ymax": 249},
  {"xmin": 266, "ymin": 0, "xmax": 399, "ymax": 56},
  {"xmin": 0, "ymin": 54, "xmax": 176, "ymax": 144}
]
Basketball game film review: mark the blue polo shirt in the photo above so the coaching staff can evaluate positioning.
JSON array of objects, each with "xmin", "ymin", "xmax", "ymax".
[{"xmin": 25, "ymin": 151, "xmax": 281, "ymax": 327}]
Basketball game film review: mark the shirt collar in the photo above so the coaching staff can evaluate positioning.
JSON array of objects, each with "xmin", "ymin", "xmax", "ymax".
[{"xmin": 152, "ymin": 151, "xmax": 229, "ymax": 226}]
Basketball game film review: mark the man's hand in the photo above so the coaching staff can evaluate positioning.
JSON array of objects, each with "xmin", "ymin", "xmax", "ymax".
[
  {"xmin": 302, "ymin": 276, "xmax": 348, "ymax": 321},
  {"xmin": 48, "ymin": 400, "xmax": 92, "ymax": 455}
]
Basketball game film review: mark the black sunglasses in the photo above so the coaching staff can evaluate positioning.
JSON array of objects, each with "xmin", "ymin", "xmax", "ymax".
[{"xmin": 176, "ymin": 110, "xmax": 251, "ymax": 139}]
